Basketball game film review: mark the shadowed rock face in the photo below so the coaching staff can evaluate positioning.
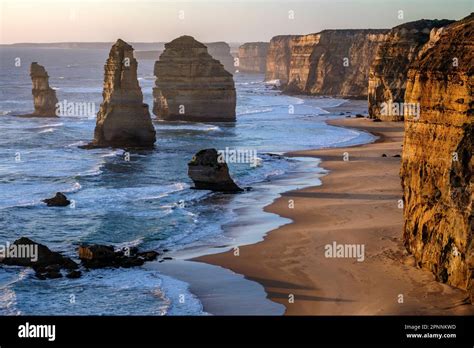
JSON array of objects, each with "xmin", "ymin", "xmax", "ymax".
[
  {"xmin": 87, "ymin": 39, "xmax": 156, "ymax": 149},
  {"xmin": 153, "ymin": 36, "xmax": 236, "ymax": 122},
  {"xmin": 27, "ymin": 62, "xmax": 58, "ymax": 117},
  {"xmin": 284, "ymin": 30, "xmax": 389, "ymax": 98},
  {"xmin": 400, "ymin": 14, "xmax": 473, "ymax": 301},
  {"xmin": 368, "ymin": 19, "xmax": 454, "ymax": 121},
  {"xmin": 188, "ymin": 148, "xmax": 243, "ymax": 193},
  {"xmin": 206, "ymin": 42, "xmax": 236, "ymax": 74},
  {"xmin": 265, "ymin": 35, "xmax": 300, "ymax": 85},
  {"xmin": 238, "ymin": 42, "xmax": 269, "ymax": 73}
]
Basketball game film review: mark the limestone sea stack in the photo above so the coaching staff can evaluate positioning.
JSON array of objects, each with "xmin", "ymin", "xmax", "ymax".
[
  {"xmin": 265, "ymin": 35, "xmax": 300, "ymax": 85},
  {"xmin": 238, "ymin": 42, "xmax": 269, "ymax": 73},
  {"xmin": 206, "ymin": 42, "xmax": 236, "ymax": 74},
  {"xmin": 400, "ymin": 13, "xmax": 473, "ymax": 301},
  {"xmin": 188, "ymin": 148, "xmax": 243, "ymax": 193},
  {"xmin": 24, "ymin": 62, "xmax": 58, "ymax": 117},
  {"xmin": 368, "ymin": 19, "xmax": 454, "ymax": 121},
  {"xmin": 284, "ymin": 30, "xmax": 389, "ymax": 98},
  {"xmin": 86, "ymin": 39, "xmax": 156, "ymax": 148},
  {"xmin": 153, "ymin": 36, "xmax": 236, "ymax": 122}
]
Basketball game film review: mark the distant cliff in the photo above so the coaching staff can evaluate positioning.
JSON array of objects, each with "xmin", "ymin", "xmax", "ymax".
[
  {"xmin": 265, "ymin": 30, "xmax": 388, "ymax": 98},
  {"xmin": 265, "ymin": 35, "xmax": 300, "ymax": 84},
  {"xmin": 368, "ymin": 19, "xmax": 454, "ymax": 121},
  {"xmin": 238, "ymin": 42, "xmax": 269, "ymax": 73},
  {"xmin": 400, "ymin": 14, "xmax": 473, "ymax": 301},
  {"xmin": 206, "ymin": 42, "xmax": 236, "ymax": 74}
]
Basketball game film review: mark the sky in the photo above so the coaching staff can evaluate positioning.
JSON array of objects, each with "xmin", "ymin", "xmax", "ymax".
[{"xmin": 0, "ymin": 0, "xmax": 472, "ymax": 44}]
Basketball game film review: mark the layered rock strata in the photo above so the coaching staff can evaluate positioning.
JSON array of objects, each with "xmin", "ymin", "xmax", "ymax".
[
  {"xmin": 265, "ymin": 35, "xmax": 300, "ymax": 85},
  {"xmin": 153, "ymin": 36, "xmax": 236, "ymax": 122},
  {"xmin": 25, "ymin": 62, "xmax": 58, "ymax": 117},
  {"xmin": 206, "ymin": 42, "xmax": 236, "ymax": 74},
  {"xmin": 400, "ymin": 14, "xmax": 473, "ymax": 301},
  {"xmin": 86, "ymin": 39, "xmax": 156, "ymax": 148},
  {"xmin": 188, "ymin": 148, "xmax": 243, "ymax": 193},
  {"xmin": 368, "ymin": 19, "xmax": 454, "ymax": 121},
  {"xmin": 238, "ymin": 42, "xmax": 269, "ymax": 73}
]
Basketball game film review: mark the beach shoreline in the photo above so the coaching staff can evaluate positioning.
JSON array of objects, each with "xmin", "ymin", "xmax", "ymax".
[{"xmin": 195, "ymin": 116, "xmax": 474, "ymax": 315}]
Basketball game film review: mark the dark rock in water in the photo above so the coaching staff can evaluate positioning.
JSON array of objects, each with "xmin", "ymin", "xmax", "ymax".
[
  {"xmin": 78, "ymin": 244, "xmax": 159, "ymax": 269},
  {"xmin": 1, "ymin": 237, "xmax": 78, "ymax": 270},
  {"xmin": 355, "ymin": 114, "xmax": 364, "ymax": 118},
  {"xmin": 372, "ymin": 118, "xmax": 382, "ymax": 122},
  {"xmin": 66, "ymin": 270, "xmax": 82, "ymax": 279},
  {"xmin": 188, "ymin": 148, "xmax": 243, "ymax": 193},
  {"xmin": 392, "ymin": 154, "xmax": 401, "ymax": 158},
  {"xmin": 42, "ymin": 192, "xmax": 70, "ymax": 207},
  {"xmin": 163, "ymin": 257, "xmax": 173, "ymax": 260},
  {"xmin": 34, "ymin": 264, "xmax": 63, "ymax": 279},
  {"xmin": 382, "ymin": 154, "xmax": 387, "ymax": 157}
]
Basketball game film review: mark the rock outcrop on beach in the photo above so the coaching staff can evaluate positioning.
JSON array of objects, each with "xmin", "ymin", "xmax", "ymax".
[
  {"xmin": 86, "ymin": 39, "xmax": 156, "ymax": 149},
  {"xmin": 265, "ymin": 35, "xmax": 300, "ymax": 85},
  {"xmin": 78, "ymin": 244, "xmax": 159, "ymax": 269},
  {"xmin": 188, "ymin": 148, "xmax": 243, "ymax": 193},
  {"xmin": 206, "ymin": 42, "xmax": 236, "ymax": 74},
  {"xmin": 238, "ymin": 42, "xmax": 269, "ymax": 73},
  {"xmin": 42, "ymin": 192, "xmax": 71, "ymax": 207},
  {"xmin": 24, "ymin": 62, "xmax": 58, "ymax": 117},
  {"xmin": 400, "ymin": 14, "xmax": 473, "ymax": 301},
  {"xmin": 368, "ymin": 19, "xmax": 454, "ymax": 121},
  {"xmin": 284, "ymin": 30, "xmax": 389, "ymax": 98},
  {"xmin": 1, "ymin": 237, "xmax": 78, "ymax": 279},
  {"xmin": 153, "ymin": 36, "xmax": 236, "ymax": 122}
]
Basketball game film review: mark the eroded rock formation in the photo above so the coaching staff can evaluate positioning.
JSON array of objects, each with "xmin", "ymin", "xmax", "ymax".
[
  {"xmin": 265, "ymin": 35, "xmax": 300, "ymax": 85},
  {"xmin": 188, "ymin": 148, "xmax": 243, "ymax": 193},
  {"xmin": 368, "ymin": 19, "xmax": 454, "ymax": 121},
  {"xmin": 26, "ymin": 62, "xmax": 58, "ymax": 117},
  {"xmin": 238, "ymin": 42, "xmax": 269, "ymax": 73},
  {"xmin": 42, "ymin": 192, "xmax": 71, "ymax": 207},
  {"xmin": 153, "ymin": 36, "xmax": 236, "ymax": 122},
  {"xmin": 400, "ymin": 14, "xmax": 473, "ymax": 300},
  {"xmin": 86, "ymin": 39, "xmax": 156, "ymax": 148},
  {"xmin": 206, "ymin": 42, "xmax": 236, "ymax": 74},
  {"xmin": 284, "ymin": 30, "xmax": 388, "ymax": 98},
  {"xmin": 78, "ymin": 244, "xmax": 159, "ymax": 269}
]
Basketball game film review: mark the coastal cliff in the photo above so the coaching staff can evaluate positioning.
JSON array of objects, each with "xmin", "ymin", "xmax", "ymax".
[
  {"xmin": 238, "ymin": 42, "xmax": 269, "ymax": 73},
  {"xmin": 368, "ymin": 19, "xmax": 454, "ymax": 121},
  {"xmin": 401, "ymin": 14, "xmax": 473, "ymax": 300},
  {"xmin": 153, "ymin": 36, "xmax": 236, "ymax": 122},
  {"xmin": 27, "ymin": 62, "xmax": 58, "ymax": 117},
  {"xmin": 87, "ymin": 39, "xmax": 156, "ymax": 148},
  {"xmin": 206, "ymin": 42, "xmax": 235, "ymax": 74},
  {"xmin": 265, "ymin": 35, "xmax": 300, "ymax": 85}
]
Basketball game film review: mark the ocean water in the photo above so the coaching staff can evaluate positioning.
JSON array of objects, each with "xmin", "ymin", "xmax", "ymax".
[{"xmin": 0, "ymin": 48, "xmax": 374, "ymax": 315}]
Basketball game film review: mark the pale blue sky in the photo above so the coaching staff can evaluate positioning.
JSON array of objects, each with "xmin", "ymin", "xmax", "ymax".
[{"xmin": 0, "ymin": 0, "xmax": 472, "ymax": 43}]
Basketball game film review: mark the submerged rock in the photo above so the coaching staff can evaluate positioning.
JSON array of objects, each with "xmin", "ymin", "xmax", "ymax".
[
  {"xmin": 188, "ymin": 148, "xmax": 243, "ymax": 193},
  {"xmin": 85, "ymin": 39, "xmax": 156, "ymax": 149},
  {"xmin": 19, "ymin": 62, "xmax": 58, "ymax": 117},
  {"xmin": 42, "ymin": 192, "xmax": 70, "ymax": 207},
  {"xmin": 78, "ymin": 244, "xmax": 159, "ymax": 269},
  {"xmin": 153, "ymin": 36, "xmax": 236, "ymax": 122},
  {"xmin": 400, "ymin": 13, "xmax": 473, "ymax": 301}
]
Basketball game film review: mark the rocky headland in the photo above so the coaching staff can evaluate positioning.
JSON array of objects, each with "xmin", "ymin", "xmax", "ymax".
[
  {"xmin": 401, "ymin": 13, "xmax": 473, "ymax": 301},
  {"xmin": 368, "ymin": 19, "xmax": 454, "ymax": 121},
  {"xmin": 84, "ymin": 39, "xmax": 156, "ymax": 149},
  {"xmin": 264, "ymin": 35, "xmax": 300, "ymax": 85},
  {"xmin": 153, "ymin": 36, "xmax": 236, "ymax": 122},
  {"xmin": 238, "ymin": 42, "xmax": 269, "ymax": 73},
  {"xmin": 206, "ymin": 41, "xmax": 236, "ymax": 74}
]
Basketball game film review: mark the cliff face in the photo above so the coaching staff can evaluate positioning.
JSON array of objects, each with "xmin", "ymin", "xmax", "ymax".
[
  {"xmin": 284, "ymin": 30, "xmax": 389, "ymax": 98},
  {"xmin": 153, "ymin": 36, "xmax": 236, "ymax": 122},
  {"xmin": 401, "ymin": 14, "xmax": 473, "ymax": 299},
  {"xmin": 368, "ymin": 19, "xmax": 454, "ymax": 121},
  {"xmin": 206, "ymin": 42, "xmax": 235, "ymax": 74},
  {"xmin": 29, "ymin": 62, "xmax": 58, "ymax": 117},
  {"xmin": 265, "ymin": 35, "xmax": 300, "ymax": 84},
  {"xmin": 89, "ymin": 39, "xmax": 156, "ymax": 148},
  {"xmin": 238, "ymin": 42, "xmax": 269, "ymax": 73}
]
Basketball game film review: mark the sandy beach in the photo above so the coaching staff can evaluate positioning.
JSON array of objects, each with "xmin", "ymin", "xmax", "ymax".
[{"xmin": 197, "ymin": 117, "xmax": 474, "ymax": 315}]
